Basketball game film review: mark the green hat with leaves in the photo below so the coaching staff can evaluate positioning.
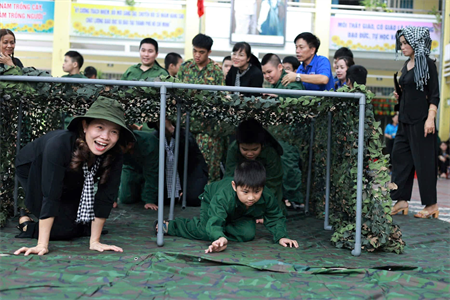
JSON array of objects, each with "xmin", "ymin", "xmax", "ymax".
[{"xmin": 68, "ymin": 96, "xmax": 136, "ymax": 142}]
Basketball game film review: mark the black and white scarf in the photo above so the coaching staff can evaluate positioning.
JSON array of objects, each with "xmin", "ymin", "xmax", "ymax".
[
  {"xmin": 396, "ymin": 26, "xmax": 432, "ymax": 91},
  {"xmin": 76, "ymin": 157, "xmax": 102, "ymax": 223},
  {"xmin": 234, "ymin": 63, "xmax": 252, "ymax": 92}
]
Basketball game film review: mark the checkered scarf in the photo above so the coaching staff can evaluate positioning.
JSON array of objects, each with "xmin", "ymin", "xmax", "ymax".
[
  {"xmin": 396, "ymin": 26, "xmax": 432, "ymax": 91},
  {"xmin": 234, "ymin": 63, "xmax": 252, "ymax": 92},
  {"xmin": 76, "ymin": 157, "xmax": 102, "ymax": 223},
  {"xmin": 164, "ymin": 138, "xmax": 181, "ymax": 198}
]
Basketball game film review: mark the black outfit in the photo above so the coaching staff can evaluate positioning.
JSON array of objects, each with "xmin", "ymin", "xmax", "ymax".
[
  {"xmin": 154, "ymin": 127, "xmax": 209, "ymax": 206},
  {"xmin": 0, "ymin": 57, "xmax": 23, "ymax": 69},
  {"xmin": 225, "ymin": 64, "xmax": 263, "ymax": 97},
  {"xmin": 15, "ymin": 130, "xmax": 123, "ymax": 240},
  {"xmin": 390, "ymin": 57, "xmax": 439, "ymax": 205},
  {"xmin": 438, "ymin": 149, "xmax": 449, "ymax": 175}
]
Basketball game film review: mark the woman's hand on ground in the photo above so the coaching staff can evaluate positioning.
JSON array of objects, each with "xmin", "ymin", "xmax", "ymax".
[
  {"xmin": 89, "ymin": 241, "xmax": 123, "ymax": 253},
  {"xmin": 279, "ymin": 238, "xmax": 299, "ymax": 248},
  {"xmin": 281, "ymin": 72, "xmax": 296, "ymax": 86},
  {"xmin": 205, "ymin": 237, "xmax": 228, "ymax": 253},
  {"xmin": 144, "ymin": 203, "xmax": 158, "ymax": 210},
  {"xmin": 14, "ymin": 243, "xmax": 49, "ymax": 256},
  {"xmin": 424, "ymin": 118, "xmax": 435, "ymax": 137}
]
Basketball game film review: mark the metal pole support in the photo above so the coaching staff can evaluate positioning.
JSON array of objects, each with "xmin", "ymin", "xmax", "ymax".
[
  {"xmin": 324, "ymin": 112, "xmax": 332, "ymax": 230},
  {"xmin": 13, "ymin": 102, "xmax": 24, "ymax": 216},
  {"xmin": 157, "ymin": 86, "xmax": 167, "ymax": 247},
  {"xmin": 305, "ymin": 119, "xmax": 315, "ymax": 216},
  {"xmin": 351, "ymin": 95, "xmax": 366, "ymax": 257},
  {"xmin": 181, "ymin": 111, "xmax": 190, "ymax": 209},
  {"xmin": 168, "ymin": 102, "xmax": 182, "ymax": 221}
]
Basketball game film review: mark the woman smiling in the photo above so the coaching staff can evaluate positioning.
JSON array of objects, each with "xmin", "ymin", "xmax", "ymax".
[
  {"xmin": 0, "ymin": 29, "xmax": 23, "ymax": 68},
  {"xmin": 14, "ymin": 97, "xmax": 135, "ymax": 256}
]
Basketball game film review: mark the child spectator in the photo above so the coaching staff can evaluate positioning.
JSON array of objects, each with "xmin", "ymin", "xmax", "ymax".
[
  {"xmin": 158, "ymin": 161, "xmax": 298, "ymax": 253},
  {"xmin": 438, "ymin": 141, "xmax": 450, "ymax": 178},
  {"xmin": 346, "ymin": 65, "xmax": 368, "ymax": 88},
  {"xmin": 121, "ymin": 38, "xmax": 168, "ymax": 81},
  {"xmin": 62, "ymin": 51, "xmax": 87, "ymax": 78},
  {"xmin": 164, "ymin": 52, "xmax": 183, "ymax": 77},
  {"xmin": 282, "ymin": 56, "xmax": 300, "ymax": 73},
  {"xmin": 224, "ymin": 119, "xmax": 284, "ymax": 212},
  {"xmin": 384, "ymin": 113, "xmax": 399, "ymax": 168},
  {"xmin": 222, "ymin": 55, "xmax": 232, "ymax": 78},
  {"xmin": 84, "ymin": 66, "xmax": 97, "ymax": 79}
]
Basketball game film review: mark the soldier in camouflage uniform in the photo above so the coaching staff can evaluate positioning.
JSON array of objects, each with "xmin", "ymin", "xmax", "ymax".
[{"xmin": 177, "ymin": 34, "xmax": 225, "ymax": 182}]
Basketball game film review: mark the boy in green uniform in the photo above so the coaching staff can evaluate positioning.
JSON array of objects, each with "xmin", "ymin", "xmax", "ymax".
[
  {"xmin": 62, "ymin": 51, "xmax": 87, "ymax": 78},
  {"xmin": 261, "ymin": 53, "xmax": 305, "ymax": 208},
  {"xmin": 225, "ymin": 119, "xmax": 284, "ymax": 213},
  {"xmin": 118, "ymin": 130, "xmax": 159, "ymax": 210},
  {"xmin": 121, "ymin": 38, "xmax": 168, "ymax": 81},
  {"xmin": 158, "ymin": 161, "xmax": 298, "ymax": 253},
  {"xmin": 177, "ymin": 34, "xmax": 225, "ymax": 182}
]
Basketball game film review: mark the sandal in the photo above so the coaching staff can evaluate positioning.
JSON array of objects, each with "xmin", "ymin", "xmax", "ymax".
[
  {"xmin": 16, "ymin": 208, "xmax": 35, "ymax": 233},
  {"xmin": 154, "ymin": 219, "xmax": 168, "ymax": 235},
  {"xmin": 414, "ymin": 209, "xmax": 439, "ymax": 219},
  {"xmin": 390, "ymin": 201, "xmax": 409, "ymax": 216}
]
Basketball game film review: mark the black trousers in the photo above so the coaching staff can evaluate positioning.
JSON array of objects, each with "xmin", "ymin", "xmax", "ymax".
[
  {"xmin": 390, "ymin": 120, "xmax": 437, "ymax": 205},
  {"xmin": 16, "ymin": 164, "xmax": 87, "ymax": 240}
]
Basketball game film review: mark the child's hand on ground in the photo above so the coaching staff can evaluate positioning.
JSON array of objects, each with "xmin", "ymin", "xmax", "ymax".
[
  {"xmin": 205, "ymin": 237, "xmax": 228, "ymax": 253},
  {"xmin": 279, "ymin": 238, "xmax": 299, "ymax": 248},
  {"xmin": 89, "ymin": 241, "xmax": 123, "ymax": 253},
  {"xmin": 144, "ymin": 203, "xmax": 158, "ymax": 210}
]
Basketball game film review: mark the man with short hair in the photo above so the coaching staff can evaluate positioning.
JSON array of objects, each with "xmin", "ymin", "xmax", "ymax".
[
  {"xmin": 84, "ymin": 66, "xmax": 97, "ymax": 79},
  {"xmin": 281, "ymin": 32, "xmax": 334, "ymax": 91},
  {"xmin": 121, "ymin": 38, "xmax": 168, "ymax": 81},
  {"xmin": 346, "ymin": 65, "xmax": 368, "ymax": 88},
  {"xmin": 177, "ymin": 34, "xmax": 224, "ymax": 85},
  {"xmin": 164, "ymin": 52, "xmax": 183, "ymax": 77},
  {"xmin": 177, "ymin": 34, "xmax": 224, "ymax": 181},
  {"xmin": 62, "ymin": 51, "xmax": 86, "ymax": 78},
  {"xmin": 222, "ymin": 56, "xmax": 232, "ymax": 78}
]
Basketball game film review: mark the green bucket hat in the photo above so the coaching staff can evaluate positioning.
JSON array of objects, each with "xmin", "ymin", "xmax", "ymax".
[{"xmin": 67, "ymin": 96, "xmax": 136, "ymax": 142}]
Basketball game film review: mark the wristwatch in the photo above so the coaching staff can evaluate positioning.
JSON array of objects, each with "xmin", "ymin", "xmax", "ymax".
[{"xmin": 295, "ymin": 73, "xmax": 301, "ymax": 82}]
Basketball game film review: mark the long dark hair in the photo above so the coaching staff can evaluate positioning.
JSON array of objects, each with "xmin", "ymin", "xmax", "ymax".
[
  {"xmin": 69, "ymin": 118, "xmax": 126, "ymax": 184},
  {"xmin": 232, "ymin": 42, "xmax": 262, "ymax": 70},
  {"xmin": 0, "ymin": 29, "xmax": 16, "ymax": 61}
]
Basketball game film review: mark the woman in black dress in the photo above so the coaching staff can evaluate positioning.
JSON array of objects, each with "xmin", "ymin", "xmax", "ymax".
[
  {"xmin": 390, "ymin": 27, "xmax": 439, "ymax": 219},
  {"xmin": 14, "ymin": 97, "xmax": 135, "ymax": 256},
  {"xmin": 0, "ymin": 29, "xmax": 23, "ymax": 68},
  {"xmin": 225, "ymin": 42, "xmax": 263, "ymax": 96}
]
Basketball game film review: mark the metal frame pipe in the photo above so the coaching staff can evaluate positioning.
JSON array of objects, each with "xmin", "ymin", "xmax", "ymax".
[
  {"xmin": 13, "ymin": 102, "xmax": 24, "ymax": 216},
  {"xmin": 0, "ymin": 75, "xmax": 366, "ymax": 256},
  {"xmin": 168, "ymin": 102, "xmax": 182, "ymax": 221},
  {"xmin": 181, "ymin": 111, "xmax": 190, "ymax": 209},
  {"xmin": 304, "ymin": 119, "xmax": 314, "ymax": 216},
  {"xmin": 324, "ymin": 112, "xmax": 333, "ymax": 231},
  {"xmin": 157, "ymin": 86, "xmax": 167, "ymax": 247},
  {"xmin": 351, "ymin": 95, "xmax": 366, "ymax": 257}
]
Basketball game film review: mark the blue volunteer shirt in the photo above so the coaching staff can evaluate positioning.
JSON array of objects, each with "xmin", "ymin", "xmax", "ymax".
[
  {"xmin": 385, "ymin": 123, "xmax": 398, "ymax": 138},
  {"xmin": 297, "ymin": 54, "xmax": 334, "ymax": 91}
]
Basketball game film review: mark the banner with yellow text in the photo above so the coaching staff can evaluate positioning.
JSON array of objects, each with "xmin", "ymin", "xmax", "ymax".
[{"xmin": 70, "ymin": 3, "xmax": 185, "ymax": 41}]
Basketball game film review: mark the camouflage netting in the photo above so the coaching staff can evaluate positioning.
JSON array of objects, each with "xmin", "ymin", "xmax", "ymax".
[{"xmin": 0, "ymin": 65, "xmax": 404, "ymax": 253}]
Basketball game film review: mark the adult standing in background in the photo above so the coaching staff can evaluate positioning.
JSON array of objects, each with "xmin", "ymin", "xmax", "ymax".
[
  {"xmin": 334, "ymin": 56, "xmax": 354, "ymax": 89},
  {"xmin": 222, "ymin": 56, "xmax": 232, "ymax": 78},
  {"xmin": 332, "ymin": 47, "xmax": 354, "ymax": 86},
  {"xmin": 281, "ymin": 32, "xmax": 334, "ymax": 91},
  {"xmin": 0, "ymin": 29, "xmax": 23, "ymax": 68},
  {"xmin": 390, "ymin": 27, "xmax": 440, "ymax": 219},
  {"xmin": 225, "ymin": 42, "xmax": 263, "ymax": 97},
  {"xmin": 282, "ymin": 56, "xmax": 300, "ymax": 73}
]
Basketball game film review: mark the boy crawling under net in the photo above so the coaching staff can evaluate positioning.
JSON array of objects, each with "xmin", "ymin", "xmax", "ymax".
[{"xmin": 155, "ymin": 160, "xmax": 298, "ymax": 253}]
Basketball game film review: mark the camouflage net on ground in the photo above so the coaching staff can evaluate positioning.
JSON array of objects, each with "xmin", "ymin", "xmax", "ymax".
[{"xmin": 0, "ymin": 65, "xmax": 404, "ymax": 253}]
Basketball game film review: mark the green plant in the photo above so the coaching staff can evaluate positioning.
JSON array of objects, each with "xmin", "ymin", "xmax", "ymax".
[
  {"xmin": 428, "ymin": 6, "xmax": 442, "ymax": 33},
  {"xmin": 0, "ymin": 65, "xmax": 405, "ymax": 253},
  {"xmin": 125, "ymin": 0, "xmax": 136, "ymax": 7},
  {"xmin": 360, "ymin": 0, "xmax": 393, "ymax": 13}
]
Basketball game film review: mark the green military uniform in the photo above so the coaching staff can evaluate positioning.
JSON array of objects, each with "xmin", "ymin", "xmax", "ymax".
[
  {"xmin": 271, "ymin": 70, "xmax": 304, "ymax": 205},
  {"xmin": 224, "ymin": 136, "xmax": 284, "ymax": 206},
  {"xmin": 121, "ymin": 61, "xmax": 168, "ymax": 81},
  {"xmin": 271, "ymin": 69, "xmax": 305, "ymax": 97},
  {"xmin": 119, "ymin": 131, "xmax": 159, "ymax": 205},
  {"xmin": 177, "ymin": 58, "xmax": 225, "ymax": 181},
  {"xmin": 168, "ymin": 177, "xmax": 288, "ymax": 243},
  {"xmin": 62, "ymin": 73, "xmax": 88, "ymax": 78}
]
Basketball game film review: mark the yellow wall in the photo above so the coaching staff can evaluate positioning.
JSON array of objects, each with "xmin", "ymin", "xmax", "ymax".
[
  {"xmin": 314, "ymin": 0, "xmax": 331, "ymax": 58},
  {"xmin": 438, "ymin": 0, "xmax": 450, "ymax": 141},
  {"xmin": 413, "ymin": 0, "xmax": 441, "ymax": 11},
  {"xmin": 51, "ymin": 0, "xmax": 71, "ymax": 77}
]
